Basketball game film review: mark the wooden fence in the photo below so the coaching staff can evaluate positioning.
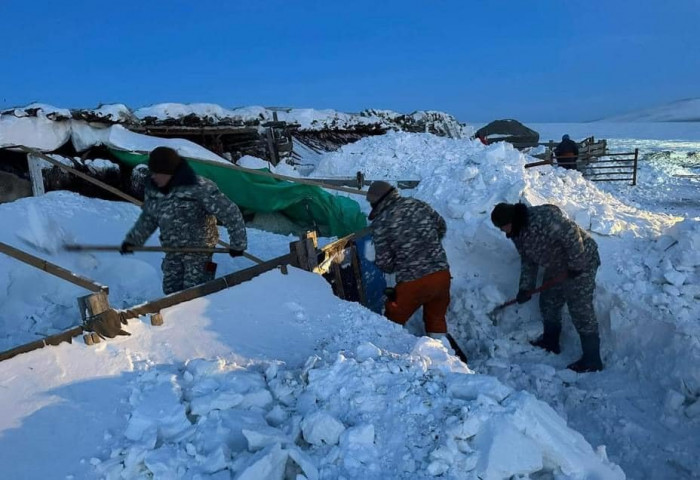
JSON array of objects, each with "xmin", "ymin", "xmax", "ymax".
[
  {"xmin": 0, "ymin": 225, "xmax": 372, "ymax": 362},
  {"xmin": 522, "ymin": 137, "xmax": 640, "ymax": 186}
]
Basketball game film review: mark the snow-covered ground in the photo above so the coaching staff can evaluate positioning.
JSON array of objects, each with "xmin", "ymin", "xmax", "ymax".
[
  {"xmin": 1, "ymin": 123, "xmax": 699, "ymax": 479},
  {"xmin": 598, "ymin": 98, "xmax": 700, "ymax": 122}
]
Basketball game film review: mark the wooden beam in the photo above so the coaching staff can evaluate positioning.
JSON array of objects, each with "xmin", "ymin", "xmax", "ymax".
[
  {"xmin": 313, "ymin": 178, "xmax": 420, "ymax": 190},
  {"xmin": 27, "ymin": 154, "xmax": 45, "ymax": 196},
  {"xmin": 0, "ymin": 326, "xmax": 84, "ymax": 362},
  {"xmin": 0, "ymin": 242, "xmax": 108, "ymax": 293},
  {"xmin": 120, "ymin": 252, "xmax": 294, "ymax": 320}
]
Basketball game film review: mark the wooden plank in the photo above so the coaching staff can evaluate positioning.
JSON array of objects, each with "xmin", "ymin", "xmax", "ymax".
[
  {"xmin": 265, "ymin": 127, "xmax": 279, "ymax": 166},
  {"xmin": 585, "ymin": 171, "xmax": 636, "ymax": 176},
  {"xmin": 589, "ymin": 178, "xmax": 635, "ymax": 183},
  {"xmin": 77, "ymin": 291, "xmax": 110, "ymax": 321},
  {"xmin": 594, "ymin": 152, "xmax": 638, "ymax": 157},
  {"xmin": 316, "ymin": 178, "xmax": 421, "ymax": 190},
  {"xmin": 111, "ymin": 148, "xmax": 370, "ymax": 196},
  {"xmin": 321, "ymin": 227, "xmax": 370, "ymax": 254},
  {"xmin": 585, "ymin": 158, "xmax": 636, "ymax": 164},
  {"xmin": 349, "ymin": 244, "xmax": 367, "ymax": 306},
  {"xmin": 120, "ymin": 252, "xmax": 294, "ymax": 320},
  {"xmin": 65, "ymin": 244, "xmax": 231, "ymax": 254},
  {"xmin": 0, "ymin": 242, "xmax": 108, "ymax": 293},
  {"xmin": 27, "ymin": 154, "xmax": 45, "ymax": 196},
  {"xmin": 130, "ymin": 126, "xmax": 261, "ymax": 135},
  {"xmin": 525, "ymin": 160, "xmax": 552, "ymax": 169},
  {"xmin": 0, "ymin": 326, "xmax": 83, "ymax": 362},
  {"xmin": 585, "ymin": 165, "xmax": 636, "ymax": 171},
  {"xmin": 331, "ymin": 262, "xmax": 346, "ymax": 299}
]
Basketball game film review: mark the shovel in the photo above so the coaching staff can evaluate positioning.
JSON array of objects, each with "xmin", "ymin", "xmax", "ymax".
[
  {"xmin": 63, "ymin": 243, "xmax": 266, "ymax": 264},
  {"xmin": 63, "ymin": 244, "xmax": 231, "ymax": 254},
  {"xmin": 488, "ymin": 273, "xmax": 569, "ymax": 325}
]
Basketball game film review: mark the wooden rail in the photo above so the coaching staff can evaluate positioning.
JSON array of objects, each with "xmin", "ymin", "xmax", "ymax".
[
  {"xmin": 0, "ymin": 224, "xmax": 373, "ymax": 362},
  {"xmin": 120, "ymin": 253, "xmax": 294, "ymax": 320},
  {"xmin": 0, "ymin": 326, "xmax": 84, "ymax": 362},
  {"xmin": 0, "ymin": 242, "xmax": 108, "ymax": 293},
  {"xmin": 0, "ymin": 252, "xmax": 294, "ymax": 362}
]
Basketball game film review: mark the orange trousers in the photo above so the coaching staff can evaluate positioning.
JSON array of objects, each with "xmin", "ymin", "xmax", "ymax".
[{"xmin": 384, "ymin": 270, "xmax": 451, "ymax": 334}]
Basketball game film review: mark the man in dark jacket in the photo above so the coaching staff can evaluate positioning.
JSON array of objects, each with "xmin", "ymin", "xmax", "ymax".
[
  {"xmin": 554, "ymin": 134, "xmax": 579, "ymax": 170},
  {"xmin": 121, "ymin": 147, "xmax": 247, "ymax": 294},
  {"xmin": 491, "ymin": 202, "xmax": 603, "ymax": 372},
  {"xmin": 366, "ymin": 181, "xmax": 467, "ymax": 362}
]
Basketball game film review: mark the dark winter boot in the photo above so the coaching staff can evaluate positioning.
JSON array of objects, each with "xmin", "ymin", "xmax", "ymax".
[
  {"xmin": 567, "ymin": 334, "xmax": 603, "ymax": 373},
  {"xmin": 530, "ymin": 325, "xmax": 561, "ymax": 354}
]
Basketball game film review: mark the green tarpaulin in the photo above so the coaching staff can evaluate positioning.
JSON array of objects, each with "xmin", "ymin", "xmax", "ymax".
[{"xmin": 111, "ymin": 149, "xmax": 367, "ymax": 237}]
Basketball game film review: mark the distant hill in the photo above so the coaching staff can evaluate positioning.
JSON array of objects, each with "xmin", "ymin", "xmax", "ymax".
[{"xmin": 600, "ymin": 98, "xmax": 700, "ymax": 122}]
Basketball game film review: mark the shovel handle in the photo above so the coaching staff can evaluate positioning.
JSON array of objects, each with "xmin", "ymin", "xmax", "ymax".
[
  {"xmin": 64, "ymin": 245, "xmax": 231, "ymax": 254},
  {"xmin": 490, "ymin": 273, "xmax": 569, "ymax": 314}
]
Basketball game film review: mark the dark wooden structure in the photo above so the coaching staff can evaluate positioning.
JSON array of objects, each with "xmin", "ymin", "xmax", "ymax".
[{"xmin": 523, "ymin": 137, "xmax": 640, "ymax": 186}]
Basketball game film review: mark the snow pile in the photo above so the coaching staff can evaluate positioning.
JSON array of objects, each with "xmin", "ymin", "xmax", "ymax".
[
  {"xmin": 1, "ymin": 102, "xmax": 72, "ymax": 120},
  {"xmin": 94, "ymin": 322, "xmax": 622, "ymax": 480},
  {"xmin": 72, "ymin": 104, "xmax": 136, "ymax": 124}
]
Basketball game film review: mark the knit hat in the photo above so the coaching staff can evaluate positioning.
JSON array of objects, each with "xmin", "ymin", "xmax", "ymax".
[
  {"xmin": 490, "ymin": 202, "xmax": 516, "ymax": 227},
  {"xmin": 148, "ymin": 147, "xmax": 182, "ymax": 175},
  {"xmin": 366, "ymin": 181, "xmax": 395, "ymax": 207},
  {"xmin": 562, "ymin": 134, "xmax": 570, "ymax": 141}
]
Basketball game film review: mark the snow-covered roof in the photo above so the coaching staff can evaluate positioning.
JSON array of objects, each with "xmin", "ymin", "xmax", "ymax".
[{"xmin": 0, "ymin": 102, "xmax": 470, "ymax": 138}]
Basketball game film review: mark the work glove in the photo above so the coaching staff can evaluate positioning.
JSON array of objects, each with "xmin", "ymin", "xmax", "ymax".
[
  {"xmin": 229, "ymin": 248, "xmax": 245, "ymax": 258},
  {"xmin": 567, "ymin": 269, "xmax": 583, "ymax": 279},
  {"xmin": 119, "ymin": 241, "xmax": 135, "ymax": 255},
  {"xmin": 516, "ymin": 289, "xmax": 532, "ymax": 304}
]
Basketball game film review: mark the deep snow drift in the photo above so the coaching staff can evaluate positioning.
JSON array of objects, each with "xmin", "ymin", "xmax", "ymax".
[{"xmin": 1, "ymin": 124, "xmax": 699, "ymax": 479}]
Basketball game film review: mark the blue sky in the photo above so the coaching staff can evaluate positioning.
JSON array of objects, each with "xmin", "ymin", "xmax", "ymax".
[{"xmin": 0, "ymin": 0, "xmax": 697, "ymax": 122}]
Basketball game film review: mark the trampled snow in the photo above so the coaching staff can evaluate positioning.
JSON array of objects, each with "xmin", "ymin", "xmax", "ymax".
[{"xmin": 1, "ymin": 124, "xmax": 699, "ymax": 479}]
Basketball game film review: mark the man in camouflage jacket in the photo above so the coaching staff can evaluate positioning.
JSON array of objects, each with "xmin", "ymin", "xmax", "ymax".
[
  {"xmin": 491, "ymin": 202, "xmax": 603, "ymax": 372},
  {"xmin": 121, "ymin": 147, "xmax": 247, "ymax": 294},
  {"xmin": 366, "ymin": 181, "xmax": 466, "ymax": 362}
]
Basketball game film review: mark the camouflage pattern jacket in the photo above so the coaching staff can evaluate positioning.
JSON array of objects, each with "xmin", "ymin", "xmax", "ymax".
[
  {"xmin": 513, "ymin": 204, "xmax": 599, "ymax": 291},
  {"xmin": 370, "ymin": 191, "xmax": 449, "ymax": 283},
  {"xmin": 125, "ymin": 164, "xmax": 247, "ymax": 250}
]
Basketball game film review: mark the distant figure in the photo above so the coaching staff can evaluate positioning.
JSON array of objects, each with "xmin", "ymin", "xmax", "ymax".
[
  {"xmin": 477, "ymin": 133, "xmax": 489, "ymax": 145},
  {"xmin": 491, "ymin": 202, "xmax": 603, "ymax": 373},
  {"xmin": 366, "ymin": 181, "xmax": 467, "ymax": 363},
  {"xmin": 121, "ymin": 147, "xmax": 247, "ymax": 294},
  {"xmin": 554, "ymin": 134, "xmax": 579, "ymax": 170}
]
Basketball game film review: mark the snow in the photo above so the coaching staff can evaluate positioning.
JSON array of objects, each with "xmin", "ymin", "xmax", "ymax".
[
  {"xmin": 1, "ymin": 122, "xmax": 699, "ymax": 479},
  {"xmin": 0, "ymin": 113, "xmax": 230, "ymax": 164},
  {"xmin": 600, "ymin": 98, "xmax": 700, "ymax": 122},
  {"xmin": 134, "ymin": 103, "xmax": 249, "ymax": 123}
]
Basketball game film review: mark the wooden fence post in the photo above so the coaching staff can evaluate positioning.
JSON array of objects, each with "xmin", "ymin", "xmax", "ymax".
[
  {"xmin": 289, "ymin": 231, "xmax": 319, "ymax": 272},
  {"xmin": 27, "ymin": 154, "xmax": 45, "ymax": 196},
  {"xmin": 632, "ymin": 148, "xmax": 639, "ymax": 186}
]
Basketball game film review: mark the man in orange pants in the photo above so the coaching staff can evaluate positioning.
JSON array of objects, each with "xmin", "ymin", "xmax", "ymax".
[{"xmin": 366, "ymin": 181, "xmax": 467, "ymax": 363}]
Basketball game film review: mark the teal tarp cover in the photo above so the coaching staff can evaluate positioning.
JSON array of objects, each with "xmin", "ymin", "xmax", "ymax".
[{"xmin": 111, "ymin": 149, "xmax": 367, "ymax": 237}]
